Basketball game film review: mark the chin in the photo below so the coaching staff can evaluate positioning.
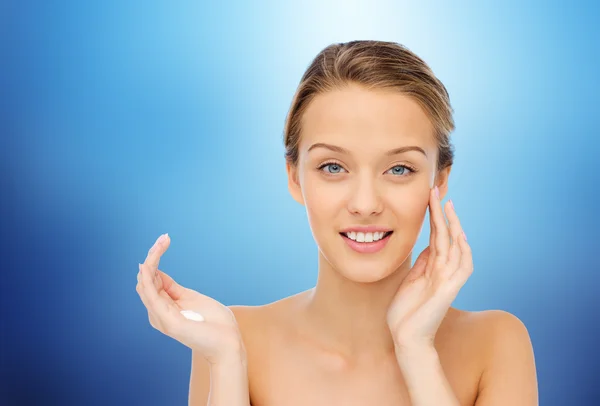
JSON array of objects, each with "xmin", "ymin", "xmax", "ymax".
[
  {"xmin": 338, "ymin": 263, "xmax": 397, "ymax": 283},
  {"xmin": 318, "ymin": 232, "xmax": 414, "ymax": 284}
]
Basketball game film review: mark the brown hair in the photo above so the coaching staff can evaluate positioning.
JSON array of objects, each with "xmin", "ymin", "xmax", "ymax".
[{"xmin": 283, "ymin": 40, "xmax": 455, "ymax": 173}]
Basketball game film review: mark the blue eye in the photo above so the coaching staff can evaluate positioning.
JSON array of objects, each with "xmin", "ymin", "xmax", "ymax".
[
  {"xmin": 387, "ymin": 165, "xmax": 413, "ymax": 176},
  {"xmin": 319, "ymin": 163, "xmax": 346, "ymax": 174}
]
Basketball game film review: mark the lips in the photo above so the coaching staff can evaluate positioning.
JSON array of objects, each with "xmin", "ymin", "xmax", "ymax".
[{"xmin": 340, "ymin": 231, "xmax": 393, "ymax": 254}]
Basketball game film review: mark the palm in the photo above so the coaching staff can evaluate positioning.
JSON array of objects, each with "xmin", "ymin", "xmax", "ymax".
[
  {"xmin": 387, "ymin": 249, "xmax": 454, "ymax": 345},
  {"xmin": 136, "ymin": 234, "xmax": 244, "ymax": 364},
  {"xmin": 150, "ymin": 269, "xmax": 242, "ymax": 357},
  {"xmin": 155, "ymin": 269, "xmax": 235, "ymax": 326}
]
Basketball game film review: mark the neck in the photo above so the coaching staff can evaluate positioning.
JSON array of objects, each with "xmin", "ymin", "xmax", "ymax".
[{"xmin": 302, "ymin": 251, "xmax": 413, "ymax": 362}]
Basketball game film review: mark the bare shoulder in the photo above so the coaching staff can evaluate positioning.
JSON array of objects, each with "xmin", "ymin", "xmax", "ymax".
[
  {"xmin": 228, "ymin": 290, "xmax": 309, "ymax": 342},
  {"xmin": 468, "ymin": 309, "xmax": 535, "ymax": 366},
  {"xmin": 468, "ymin": 308, "xmax": 528, "ymax": 330},
  {"xmin": 443, "ymin": 308, "xmax": 534, "ymax": 362},
  {"xmin": 445, "ymin": 308, "xmax": 538, "ymax": 405},
  {"xmin": 447, "ymin": 308, "xmax": 530, "ymax": 336}
]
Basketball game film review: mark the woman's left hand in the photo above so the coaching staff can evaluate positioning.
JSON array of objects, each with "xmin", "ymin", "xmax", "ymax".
[{"xmin": 386, "ymin": 186, "xmax": 473, "ymax": 352}]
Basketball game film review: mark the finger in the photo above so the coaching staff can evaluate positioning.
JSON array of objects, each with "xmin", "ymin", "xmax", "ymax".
[
  {"xmin": 137, "ymin": 266, "xmax": 156, "ymax": 310},
  {"xmin": 154, "ymin": 272, "xmax": 177, "ymax": 306},
  {"xmin": 428, "ymin": 199, "xmax": 437, "ymax": 261},
  {"xmin": 445, "ymin": 200, "xmax": 463, "ymax": 271},
  {"xmin": 157, "ymin": 269, "xmax": 187, "ymax": 301},
  {"xmin": 144, "ymin": 233, "xmax": 171, "ymax": 272},
  {"xmin": 137, "ymin": 269, "xmax": 167, "ymax": 329},
  {"xmin": 430, "ymin": 186, "xmax": 450, "ymax": 263},
  {"xmin": 138, "ymin": 286, "xmax": 163, "ymax": 330},
  {"xmin": 451, "ymin": 231, "xmax": 473, "ymax": 285},
  {"xmin": 407, "ymin": 246, "xmax": 431, "ymax": 282},
  {"xmin": 413, "ymin": 246, "xmax": 431, "ymax": 267},
  {"xmin": 153, "ymin": 269, "xmax": 162, "ymax": 290},
  {"xmin": 136, "ymin": 269, "xmax": 153, "ymax": 313},
  {"xmin": 139, "ymin": 263, "xmax": 181, "ymax": 334},
  {"xmin": 153, "ymin": 269, "xmax": 178, "ymax": 306},
  {"xmin": 139, "ymin": 263, "xmax": 167, "ymax": 311}
]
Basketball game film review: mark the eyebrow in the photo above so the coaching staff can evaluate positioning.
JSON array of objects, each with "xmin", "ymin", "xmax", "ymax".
[{"xmin": 307, "ymin": 142, "xmax": 427, "ymax": 157}]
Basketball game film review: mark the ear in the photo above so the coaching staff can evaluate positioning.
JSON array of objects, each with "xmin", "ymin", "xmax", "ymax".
[
  {"xmin": 286, "ymin": 161, "xmax": 305, "ymax": 206},
  {"xmin": 435, "ymin": 165, "xmax": 452, "ymax": 200}
]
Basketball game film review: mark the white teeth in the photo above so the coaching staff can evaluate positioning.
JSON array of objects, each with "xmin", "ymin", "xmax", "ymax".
[{"xmin": 344, "ymin": 231, "xmax": 389, "ymax": 242}]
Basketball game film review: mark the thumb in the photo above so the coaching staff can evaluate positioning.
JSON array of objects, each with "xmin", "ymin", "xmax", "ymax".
[
  {"xmin": 157, "ymin": 270, "xmax": 187, "ymax": 301},
  {"xmin": 407, "ymin": 246, "xmax": 431, "ymax": 280}
]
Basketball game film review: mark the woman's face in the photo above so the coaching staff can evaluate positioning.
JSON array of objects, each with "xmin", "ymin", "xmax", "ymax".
[{"xmin": 287, "ymin": 83, "xmax": 450, "ymax": 283}]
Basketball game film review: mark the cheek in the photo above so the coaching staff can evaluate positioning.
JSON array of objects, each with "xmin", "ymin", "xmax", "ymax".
[
  {"xmin": 387, "ymin": 186, "xmax": 430, "ymax": 227},
  {"xmin": 302, "ymin": 176, "xmax": 340, "ymax": 231},
  {"xmin": 303, "ymin": 180, "xmax": 336, "ymax": 219}
]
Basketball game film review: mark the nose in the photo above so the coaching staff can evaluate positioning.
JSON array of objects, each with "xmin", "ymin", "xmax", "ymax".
[{"xmin": 346, "ymin": 174, "xmax": 384, "ymax": 216}]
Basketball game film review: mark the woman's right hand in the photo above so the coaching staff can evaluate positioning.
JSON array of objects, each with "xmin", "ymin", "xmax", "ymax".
[{"xmin": 136, "ymin": 233, "xmax": 246, "ymax": 367}]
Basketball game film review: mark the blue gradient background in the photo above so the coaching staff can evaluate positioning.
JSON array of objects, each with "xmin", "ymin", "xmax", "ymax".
[{"xmin": 1, "ymin": 1, "xmax": 599, "ymax": 405}]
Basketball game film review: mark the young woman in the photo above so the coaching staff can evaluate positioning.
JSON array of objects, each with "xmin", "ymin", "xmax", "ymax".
[{"xmin": 136, "ymin": 40, "xmax": 538, "ymax": 406}]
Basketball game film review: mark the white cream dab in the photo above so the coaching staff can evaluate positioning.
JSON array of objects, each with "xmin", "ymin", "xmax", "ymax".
[{"xmin": 180, "ymin": 310, "xmax": 205, "ymax": 322}]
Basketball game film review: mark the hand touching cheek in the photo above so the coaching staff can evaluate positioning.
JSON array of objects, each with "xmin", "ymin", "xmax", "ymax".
[{"xmin": 386, "ymin": 187, "xmax": 473, "ymax": 352}]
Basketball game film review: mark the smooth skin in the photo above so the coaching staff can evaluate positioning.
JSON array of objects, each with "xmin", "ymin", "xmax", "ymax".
[{"xmin": 136, "ymin": 84, "xmax": 538, "ymax": 406}]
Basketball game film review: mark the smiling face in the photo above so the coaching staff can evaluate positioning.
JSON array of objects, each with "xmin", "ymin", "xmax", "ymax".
[{"xmin": 287, "ymin": 83, "xmax": 451, "ymax": 283}]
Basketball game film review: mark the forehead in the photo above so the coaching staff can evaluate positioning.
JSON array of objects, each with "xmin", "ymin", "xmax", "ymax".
[{"xmin": 299, "ymin": 84, "xmax": 437, "ymax": 154}]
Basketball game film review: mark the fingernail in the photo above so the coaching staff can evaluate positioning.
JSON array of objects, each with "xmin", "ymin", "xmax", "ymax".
[
  {"xmin": 449, "ymin": 199, "xmax": 454, "ymax": 210},
  {"xmin": 434, "ymin": 186, "xmax": 440, "ymax": 199},
  {"xmin": 462, "ymin": 231, "xmax": 467, "ymax": 241},
  {"xmin": 149, "ymin": 234, "xmax": 166, "ymax": 253}
]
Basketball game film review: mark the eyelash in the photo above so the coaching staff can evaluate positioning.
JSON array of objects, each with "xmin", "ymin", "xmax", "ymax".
[{"xmin": 317, "ymin": 160, "xmax": 418, "ymax": 177}]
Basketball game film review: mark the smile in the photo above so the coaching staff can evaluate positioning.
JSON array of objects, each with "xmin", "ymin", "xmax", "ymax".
[{"xmin": 340, "ymin": 231, "xmax": 393, "ymax": 254}]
